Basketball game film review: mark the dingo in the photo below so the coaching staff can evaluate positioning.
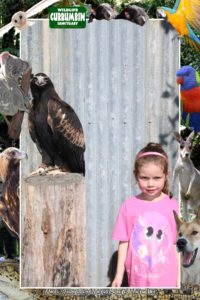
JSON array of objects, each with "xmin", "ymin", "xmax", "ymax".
[{"xmin": 174, "ymin": 207, "xmax": 200, "ymax": 285}]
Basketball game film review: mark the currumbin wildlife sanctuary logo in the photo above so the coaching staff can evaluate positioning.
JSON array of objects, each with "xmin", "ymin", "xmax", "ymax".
[{"xmin": 49, "ymin": 6, "xmax": 86, "ymax": 29}]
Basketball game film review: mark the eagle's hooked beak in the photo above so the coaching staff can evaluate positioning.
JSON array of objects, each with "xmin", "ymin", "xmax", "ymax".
[
  {"xmin": 35, "ymin": 75, "xmax": 47, "ymax": 86},
  {"xmin": 16, "ymin": 150, "xmax": 28, "ymax": 160}
]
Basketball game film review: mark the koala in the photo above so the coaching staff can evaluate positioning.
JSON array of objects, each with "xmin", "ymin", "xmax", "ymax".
[{"xmin": 0, "ymin": 51, "xmax": 30, "ymax": 116}]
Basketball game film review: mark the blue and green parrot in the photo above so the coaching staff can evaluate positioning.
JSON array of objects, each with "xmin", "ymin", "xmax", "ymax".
[{"xmin": 157, "ymin": 0, "xmax": 200, "ymax": 52}]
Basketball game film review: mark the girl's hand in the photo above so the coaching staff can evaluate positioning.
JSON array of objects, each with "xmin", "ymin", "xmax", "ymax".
[
  {"xmin": 112, "ymin": 241, "xmax": 129, "ymax": 287},
  {"xmin": 111, "ymin": 274, "xmax": 123, "ymax": 287}
]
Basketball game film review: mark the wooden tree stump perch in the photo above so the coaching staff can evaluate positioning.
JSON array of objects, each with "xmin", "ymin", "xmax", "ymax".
[{"xmin": 21, "ymin": 172, "xmax": 86, "ymax": 287}]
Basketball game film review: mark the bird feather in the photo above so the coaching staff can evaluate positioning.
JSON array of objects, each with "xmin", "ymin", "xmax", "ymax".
[
  {"xmin": 48, "ymin": 100, "xmax": 85, "ymax": 149},
  {"xmin": 173, "ymin": 0, "xmax": 181, "ymax": 12},
  {"xmin": 159, "ymin": 0, "xmax": 200, "ymax": 52},
  {"xmin": 0, "ymin": 23, "xmax": 13, "ymax": 38},
  {"xmin": 26, "ymin": 0, "xmax": 60, "ymax": 18},
  {"xmin": 189, "ymin": 0, "xmax": 200, "ymax": 29},
  {"xmin": 185, "ymin": 35, "xmax": 200, "ymax": 52}
]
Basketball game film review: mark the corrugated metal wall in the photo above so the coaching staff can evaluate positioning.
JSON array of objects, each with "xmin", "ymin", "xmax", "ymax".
[
  {"xmin": 0, "ymin": 292, "xmax": 8, "ymax": 300},
  {"xmin": 20, "ymin": 19, "xmax": 180, "ymax": 287}
]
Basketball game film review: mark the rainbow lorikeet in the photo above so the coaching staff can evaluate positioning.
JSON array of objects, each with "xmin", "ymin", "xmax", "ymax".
[
  {"xmin": 176, "ymin": 66, "xmax": 200, "ymax": 132},
  {"xmin": 157, "ymin": 0, "xmax": 200, "ymax": 52},
  {"xmin": 176, "ymin": 66, "xmax": 200, "ymax": 113}
]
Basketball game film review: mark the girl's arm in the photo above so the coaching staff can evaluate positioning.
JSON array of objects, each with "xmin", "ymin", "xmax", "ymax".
[{"xmin": 112, "ymin": 241, "xmax": 128, "ymax": 287}]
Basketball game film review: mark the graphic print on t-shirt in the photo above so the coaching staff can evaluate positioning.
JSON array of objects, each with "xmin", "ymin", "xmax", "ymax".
[{"xmin": 130, "ymin": 211, "xmax": 172, "ymax": 279}]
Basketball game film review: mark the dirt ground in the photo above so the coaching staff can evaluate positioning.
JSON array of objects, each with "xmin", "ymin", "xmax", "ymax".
[{"xmin": 0, "ymin": 261, "xmax": 199, "ymax": 300}]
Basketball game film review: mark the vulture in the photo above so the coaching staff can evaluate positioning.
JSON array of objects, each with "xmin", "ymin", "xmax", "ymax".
[
  {"xmin": 29, "ymin": 73, "xmax": 85, "ymax": 175},
  {"xmin": 0, "ymin": 147, "xmax": 27, "ymax": 237}
]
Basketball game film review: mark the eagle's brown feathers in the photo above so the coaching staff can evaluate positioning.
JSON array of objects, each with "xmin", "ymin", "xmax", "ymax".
[{"xmin": 0, "ymin": 147, "xmax": 27, "ymax": 237}]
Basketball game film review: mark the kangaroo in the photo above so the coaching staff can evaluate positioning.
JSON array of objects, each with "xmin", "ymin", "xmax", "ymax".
[{"xmin": 173, "ymin": 131, "xmax": 200, "ymax": 221}]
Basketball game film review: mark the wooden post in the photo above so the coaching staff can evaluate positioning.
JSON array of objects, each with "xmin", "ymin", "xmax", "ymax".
[{"xmin": 21, "ymin": 172, "xmax": 86, "ymax": 287}]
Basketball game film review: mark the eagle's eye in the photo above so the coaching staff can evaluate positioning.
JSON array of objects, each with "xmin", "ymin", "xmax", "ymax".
[
  {"xmin": 19, "ymin": 15, "xmax": 23, "ymax": 20},
  {"xmin": 11, "ymin": 150, "xmax": 16, "ymax": 156},
  {"xmin": 14, "ymin": 19, "xmax": 18, "ymax": 23}
]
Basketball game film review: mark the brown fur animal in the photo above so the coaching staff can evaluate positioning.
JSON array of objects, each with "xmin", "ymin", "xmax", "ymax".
[
  {"xmin": 0, "ymin": 147, "xmax": 27, "ymax": 237},
  {"xmin": 174, "ymin": 207, "xmax": 200, "ymax": 285}
]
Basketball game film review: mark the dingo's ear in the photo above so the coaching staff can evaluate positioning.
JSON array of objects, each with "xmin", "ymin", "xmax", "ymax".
[
  {"xmin": 187, "ymin": 131, "xmax": 195, "ymax": 143},
  {"xmin": 173, "ymin": 210, "xmax": 183, "ymax": 230}
]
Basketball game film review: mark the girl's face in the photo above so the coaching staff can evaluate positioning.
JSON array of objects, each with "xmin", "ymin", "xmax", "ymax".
[{"xmin": 136, "ymin": 161, "xmax": 167, "ymax": 201}]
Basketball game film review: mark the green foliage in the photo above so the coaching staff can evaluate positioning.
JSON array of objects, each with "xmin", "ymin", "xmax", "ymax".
[
  {"xmin": 191, "ymin": 133, "xmax": 200, "ymax": 168},
  {"xmin": 181, "ymin": 40, "xmax": 200, "ymax": 72},
  {"xmin": 115, "ymin": 0, "xmax": 175, "ymax": 17}
]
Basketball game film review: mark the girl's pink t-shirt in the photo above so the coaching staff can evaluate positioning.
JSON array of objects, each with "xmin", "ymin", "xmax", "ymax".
[{"xmin": 112, "ymin": 194, "xmax": 179, "ymax": 288}]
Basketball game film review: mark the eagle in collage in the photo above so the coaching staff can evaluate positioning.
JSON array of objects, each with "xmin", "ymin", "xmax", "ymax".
[{"xmin": 29, "ymin": 73, "xmax": 85, "ymax": 175}]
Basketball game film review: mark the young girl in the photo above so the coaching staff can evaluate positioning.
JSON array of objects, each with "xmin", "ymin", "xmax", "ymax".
[{"xmin": 112, "ymin": 143, "xmax": 179, "ymax": 288}]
